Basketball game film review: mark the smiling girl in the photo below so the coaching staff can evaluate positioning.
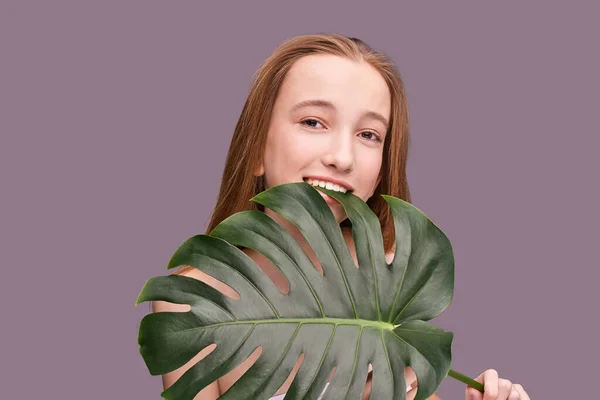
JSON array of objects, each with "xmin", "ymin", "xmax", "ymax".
[{"xmin": 152, "ymin": 33, "xmax": 530, "ymax": 400}]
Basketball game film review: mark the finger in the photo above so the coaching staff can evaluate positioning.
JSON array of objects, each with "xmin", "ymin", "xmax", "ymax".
[
  {"xmin": 497, "ymin": 378, "xmax": 512, "ymax": 399},
  {"xmin": 507, "ymin": 386, "xmax": 520, "ymax": 400},
  {"xmin": 472, "ymin": 368, "xmax": 497, "ymax": 383},
  {"xmin": 480, "ymin": 369, "xmax": 499, "ymax": 400},
  {"xmin": 514, "ymin": 384, "xmax": 530, "ymax": 400},
  {"xmin": 466, "ymin": 386, "xmax": 483, "ymax": 400}
]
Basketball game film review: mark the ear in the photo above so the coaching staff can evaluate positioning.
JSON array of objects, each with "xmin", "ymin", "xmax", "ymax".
[{"xmin": 253, "ymin": 163, "xmax": 264, "ymax": 177}]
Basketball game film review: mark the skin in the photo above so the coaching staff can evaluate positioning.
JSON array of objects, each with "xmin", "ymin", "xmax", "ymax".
[{"xmin": 154, "ymin": 54, "xmax": 531, "ymax": 400}]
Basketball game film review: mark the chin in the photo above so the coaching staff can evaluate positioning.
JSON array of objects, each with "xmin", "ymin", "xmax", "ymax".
[{"xmin": 332, "ymin": 209, "xmax": 348, "ymax": 224}]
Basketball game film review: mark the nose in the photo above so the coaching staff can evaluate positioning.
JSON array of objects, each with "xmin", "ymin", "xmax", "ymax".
[{"xmin": 321, "ymin": 130, "xmax": 355, "ymax": 172}]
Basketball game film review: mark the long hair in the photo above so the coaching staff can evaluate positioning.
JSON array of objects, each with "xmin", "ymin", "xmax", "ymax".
[{"xmin": 176, "ymin": 33, "xmax": 411, "ymax": 275}]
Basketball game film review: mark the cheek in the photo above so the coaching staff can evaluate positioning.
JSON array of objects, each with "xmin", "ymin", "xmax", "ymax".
[
  {"xmin": 263, "ymin": 128, "xmax": 314, "ymax": 181},
  {"xmin": 357, "ymin": 151, "xmax": 383, "ymax": 198},
  {"xmin": 273, "ymin": 128, "xmax": 321, "ymax": 162},
  {"xmin": 281, "ymin": 133, "xmax": 310, "ymax": 163},
  {"xmin": 361, "ymin": 151, "xmax": 383, "ymax": 180}
]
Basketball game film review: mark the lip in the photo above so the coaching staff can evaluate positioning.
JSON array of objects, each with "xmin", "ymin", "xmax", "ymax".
[
  {"xmin": 317, "ymin": 190, "xmax": 340, "ymax": 205},
  {"xmin": 303, "ymin": 175, "xmax": 354, "ymax": 192}
]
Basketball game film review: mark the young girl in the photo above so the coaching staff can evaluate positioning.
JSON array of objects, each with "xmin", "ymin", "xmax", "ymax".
[{"xmin": 152, "ymin": 34, "xmax": 530, "ymax": 400}]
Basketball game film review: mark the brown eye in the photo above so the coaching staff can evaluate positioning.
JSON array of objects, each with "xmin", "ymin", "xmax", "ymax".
[
  {"xmin": 300, "ymin": 118, "xmax": 324, "ymax": 129},
  {"xmin": 361, "ymin": 131, "xmax": 382, "ymax": 142}
]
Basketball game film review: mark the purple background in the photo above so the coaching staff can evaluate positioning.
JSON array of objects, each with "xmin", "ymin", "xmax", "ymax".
[{"xmin": 2, "ymin": 2, "xmax": 598, "ymax": 399}]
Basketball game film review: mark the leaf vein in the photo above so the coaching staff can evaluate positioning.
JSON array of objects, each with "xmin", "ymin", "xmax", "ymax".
[{"xmin": 277, "ymin": 191, "xmax": 358, "ymax": 318}]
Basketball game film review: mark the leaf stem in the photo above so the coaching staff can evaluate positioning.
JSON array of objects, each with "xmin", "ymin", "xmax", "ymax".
[{"xmin": 447, "ymin": 369, "xmax": 484, "ymax": 393}]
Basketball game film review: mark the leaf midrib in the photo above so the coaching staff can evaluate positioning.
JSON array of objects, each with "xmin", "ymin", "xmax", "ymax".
[{"xmin": 176, "ymin": 317, "xmax": 396, "ymax": 332}]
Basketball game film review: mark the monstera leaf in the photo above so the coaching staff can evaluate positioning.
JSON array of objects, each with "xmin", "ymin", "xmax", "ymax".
[{"xmin": 136, "ymin": 182, "xmax": 455, "ymax": 400}]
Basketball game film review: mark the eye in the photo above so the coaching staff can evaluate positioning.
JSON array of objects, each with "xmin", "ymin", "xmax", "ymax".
[
  {"xmin": 301, "ymin": 119, "xmax": 381, "ymax": 143},
  {"xmin": 360, "ymin": 131, "xmax": 382, "ymax": 142},
  {"xmin": 300, "ymin": 118, "xmax": 325, "ymax": 129}
]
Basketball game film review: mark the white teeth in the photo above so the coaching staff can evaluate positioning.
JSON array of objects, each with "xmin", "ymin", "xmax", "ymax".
[{"xmin": 303, "ymin": 178, "xmax": 349, "ymax": 193}]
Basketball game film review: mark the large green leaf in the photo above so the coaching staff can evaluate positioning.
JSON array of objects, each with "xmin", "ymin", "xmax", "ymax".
[{"xmin": 136, "ymin": 182, "xmax": 455, "ymax": 400}]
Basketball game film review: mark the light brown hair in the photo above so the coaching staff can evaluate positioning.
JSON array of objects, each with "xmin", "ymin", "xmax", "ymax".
[{"xmin": 177, "ymin": 33, "xmax": 411, "ymax": 275}]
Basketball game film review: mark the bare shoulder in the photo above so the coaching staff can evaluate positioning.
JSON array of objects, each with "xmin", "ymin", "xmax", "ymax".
[
  {"xmin": 151, "ymin": 267, "xmax": 193, "ymax": 313},
  {"xmin": 165, "ymin": 265, "xmax": 238, "ymax": 299},
  {"xmin": 151, "ymin": 267, "xmax": 206, "ymax": 312}
]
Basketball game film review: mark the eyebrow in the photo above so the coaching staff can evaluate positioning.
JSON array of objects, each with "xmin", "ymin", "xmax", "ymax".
[{"xmin": 290, "ymin": 99, "xmax": 389, "ymax": 129}]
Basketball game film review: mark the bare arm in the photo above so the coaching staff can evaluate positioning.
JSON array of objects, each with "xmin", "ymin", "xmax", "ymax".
[
  {"xmin": 151, "ymin": 298, "xmax": 221, "ymax": 399},
  {"xmin": 151, "ymin": 265, "xmax": 229, "ymax": 400}
]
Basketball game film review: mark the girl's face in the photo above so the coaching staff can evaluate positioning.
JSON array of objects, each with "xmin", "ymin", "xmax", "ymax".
[{"xmin": 256, "ymin": 54, "xmax": 391, "ymax": 223}]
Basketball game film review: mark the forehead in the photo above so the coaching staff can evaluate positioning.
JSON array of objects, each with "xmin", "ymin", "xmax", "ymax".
[{"xmin": 276, "ymin": 54, "xmax": 391, "ymax": 123}]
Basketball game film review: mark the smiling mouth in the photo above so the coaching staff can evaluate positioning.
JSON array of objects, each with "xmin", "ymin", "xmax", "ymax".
[
  {"xmin": 302, "ymin": 178, "xmax": 353, "ymax": 194},
  {"xmin": 316, "ymin": 188, "xmax": 341, "ymax": 205}
]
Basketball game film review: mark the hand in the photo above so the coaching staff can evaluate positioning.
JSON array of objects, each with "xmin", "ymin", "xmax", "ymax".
[{"xmin": 466, "ymin": 369, "xmax": 530, "ymax": 400}]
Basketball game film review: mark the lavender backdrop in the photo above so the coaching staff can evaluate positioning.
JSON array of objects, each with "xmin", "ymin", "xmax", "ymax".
[{"xmin": 2, "ymin": 2, "xmax": 598, "ymax": 399}]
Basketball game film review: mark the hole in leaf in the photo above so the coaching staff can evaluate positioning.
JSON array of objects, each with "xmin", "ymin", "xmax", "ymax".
[
  {"xmin": 299, "ymin": 236, "xmax": 324, "ymax": 275},
  {"xmin": 173, "ymin": 265, "xmax": 240, "ymax": 300},
  {"xmin": 385, "ymin": 251, "xmax": 395, "ymax": 264},
  {"xmin": 385, "ymin": 201, "xmax": 397, "ymax": 264},
  {"xmin": 308, "ymin": 365, "xmax": 336, "ymax": 398},
  {"xmin": 241, "ymin": 246, "xmax": 290, "ymax": 294},
  {"xmin": 151, "ymin": 299, "xmax": 191, "ymax": 313},
  {"xmin": 360, "ymin": 363, "xmax": 374, "ymax": 399},
  {"xmin": 328, "ymin": 366, "xmax": 337, "ymax": 382},
  {"xmin": 292, "ymin": 220, "xmax": 356, "ymax": 275},
  {"xmin": 274, "ymin": 352, "xmax": 305, "ymax": 396},
  {"xmin": 404, "ymin": 365, "xmax": 417, "ymax": 393},
  {"xmin": 219, "ymin": 346, "xmax": 263, "ymax": 394},
  {"xmin": 266, "ymin": 207, "xmax": 329, "ymax": 276},
  {"xmin": 318, "ymin": 366, "xmax": 336, "ymax": 396},
  {"xmin": 162, "ymin": 343, "xmax": 217, "ymax": 392},
  {"xmin": 340, "ymin": 224, "xmax": 360, "ymax": 269}
]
